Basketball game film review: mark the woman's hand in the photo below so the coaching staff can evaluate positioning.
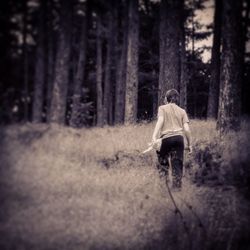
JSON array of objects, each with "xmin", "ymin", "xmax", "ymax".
[
  {"xmin": 151, "ymin": 137, "xmax": 157, "ymax": 144},
  {"xmin": 187, "ymin": 145, "xmax": 192, "ymax": 154}
]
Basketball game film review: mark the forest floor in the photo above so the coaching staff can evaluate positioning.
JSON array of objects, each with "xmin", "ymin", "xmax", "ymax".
[{"xmin": 0, "ymin": 120, "xmax": 250, "ymax": 250}]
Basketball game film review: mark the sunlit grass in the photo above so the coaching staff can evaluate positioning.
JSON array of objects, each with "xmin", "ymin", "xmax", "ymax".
[{"xmin": 0, "ymin": 119, "xmax": 249, "ymax": 249}]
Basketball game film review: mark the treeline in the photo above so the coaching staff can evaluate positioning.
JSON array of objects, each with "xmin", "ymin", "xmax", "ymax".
[{"xmin": 0, "ymin": 0, "xmax": 249, "ymax": 132}]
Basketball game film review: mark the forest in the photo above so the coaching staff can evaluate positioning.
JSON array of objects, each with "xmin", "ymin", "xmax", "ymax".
[
  {"xmin": 1, "ymin": 0, "xmax": 250, "ymax": 250},
  {"xmin": 0, "ymin": 0, "xmax": 249, "ymax": 129}
]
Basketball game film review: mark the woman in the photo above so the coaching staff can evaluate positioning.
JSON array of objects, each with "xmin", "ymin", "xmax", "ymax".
[{"xmin": 152, "ymin": 89, "xmax": 192, "ymax": 189}]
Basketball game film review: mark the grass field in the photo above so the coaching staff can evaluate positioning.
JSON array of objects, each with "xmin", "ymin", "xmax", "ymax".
[{"xmin": 0, "ymin": 120, "xmax": 250, "ymax": 250}]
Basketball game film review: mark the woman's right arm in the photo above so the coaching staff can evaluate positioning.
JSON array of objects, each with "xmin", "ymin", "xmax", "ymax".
[{"xmin": 152, "ymin": 116, "xmax": 164, "ymax": 143}]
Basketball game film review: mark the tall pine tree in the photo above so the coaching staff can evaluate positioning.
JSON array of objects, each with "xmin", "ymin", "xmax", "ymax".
[
  {"xmin": 207, "ymin": 0, "xmax": 222, "ymax": 119},
  {"xmin": 32, "ymin": 0, "xmax": 46, "ymax": 123},
  {"xmin": 217, "ymin": 0, "xmax": 244, "ymax": 132},
  {"xmin": 158, "ymin": 0, "xmax": 181, "ymax": 105},
  {"xmin": 70, "ymin": 1, "xmax": 90, "ymax": 127},
  {"xmin": 50, "ymin": 0, "xmax": 72, "ymax": 124},
  {"xmin": 96, "ymin": 13, "xmax": 104, "ymax": 127},
  {"xmin": 124, "ymin": 0, "xmax": 139, "ymax": 123},
  {"xmin": 114, "ymin": 1, "xmax": 128, "ymax": 124}
]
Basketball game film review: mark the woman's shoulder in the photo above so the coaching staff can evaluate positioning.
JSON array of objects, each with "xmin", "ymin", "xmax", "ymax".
[
  {"xmin": 173, "ymin": 104, "xmax": 186, "ymax": 112},
  {"xmin": 159, "ymin": 104, "xmax": 167, "ymax": 109},
  {"xmin": 159, "ymin": 104, "xmax": 187, "ymax": 113},
  {"xmin": 173, "ymin": 104, "xmax": 188, "ymax": 115}
]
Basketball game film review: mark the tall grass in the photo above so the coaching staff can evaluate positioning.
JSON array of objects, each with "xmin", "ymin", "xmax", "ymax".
[{"xmin": 0, "ymin": 120, "xmax": 249, "ymax": 250}]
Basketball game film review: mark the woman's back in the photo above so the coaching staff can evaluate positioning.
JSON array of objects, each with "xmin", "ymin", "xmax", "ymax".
[{"xmin": 158, "ymin": 103, "xmax": 189, "ymax": 138}]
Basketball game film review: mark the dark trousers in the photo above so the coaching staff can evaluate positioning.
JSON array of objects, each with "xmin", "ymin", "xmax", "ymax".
[{"xmin": 156, "ymin": 135, "xmax": 184, "ymax": 188}]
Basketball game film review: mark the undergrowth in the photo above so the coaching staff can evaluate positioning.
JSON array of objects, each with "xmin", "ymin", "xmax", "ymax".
[
  {"xmin": 0, "ymin": 119, "xmax": 249, "ymax": 250},
  {"xmin": 187, "ymin": 121, "xmax": 250, "ymax": 197}
]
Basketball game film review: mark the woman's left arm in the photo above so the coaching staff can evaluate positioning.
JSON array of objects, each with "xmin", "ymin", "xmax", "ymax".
[{"xmin": 152, "ymin": 116, "xmax": 164, "ymax": 143}]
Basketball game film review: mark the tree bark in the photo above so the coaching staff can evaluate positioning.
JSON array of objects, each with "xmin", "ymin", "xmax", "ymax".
[
  {"xmin": 22, "ymin": 0, "xmax": 29, "ymax": 121},
  {"xmin": 70, "ymin": 1, "xmax": 90, "ymax": 127},
  {"xmin": 243, "ymin": 1, "xmax": 250, "ymax": 53},
  {"xmin": 158, "ymin": 0, "xmax": 181, "ymax": 105},
  {"xmin": 50, "ymin": 0, "xmax": 72, "ymax": 124},
  {"xmin": 46, "ymin": 0, "xmax": 55, "ymax": 122},
  {"xmin": 108, "ymin": 4, "xmax": 118, "ymax": 126},
  {"xmin": 217, "ymin": 0, "xmax": 244, "ymax": 132},
  {"xmin": 242, "ymin": 0, "xmax": 250, "ymax": 115},
  {"xmin": 32, "ymin": 1, "xmax": 46, "ymax": 123},
  {"xmin": 191, "ymin": 2, "xmax": 195, "ymax": 59},
  {"xmin": 103, "ymin": 11, "xmax": 114, "ymax": 125},
  {"xmin": 96, "ymin": 14, "xmax": 104, "ymax": 127},
  {"xmin": 124, "ymin": 0, "xmax": 139, "ymax": 123},
  {"xmin": 115, "ymin": 1, "xmax": 128, "ymax": 124},
  {"xmin": 207, "ymin": 0, "xmax": 222, "ymax": 119},
  {"xmin": 179, "ymin": 0, "xmax": 187, "ymax": 109}
]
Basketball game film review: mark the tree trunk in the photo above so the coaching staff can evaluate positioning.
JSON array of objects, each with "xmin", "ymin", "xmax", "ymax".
[
  {"xmin": 217, "ymin": 0, "xmax": 244, "ymax": 132},
  {"xmin": 32, "ymin": 1, "xmax": 46, "ymax": 123},
  {"xmin": 193, "ymin": 84, "xmax": 198, "ymax": 117},
  {"xmin": 124, "ymin": 0, "xmax": 139, "ymax": 123},
  {"xmin": 179, "ymin": 0, "xmax": 187, "ymax": 109},
  {"xmin": 108, "ymin": 4, "xmax": 118, "ymax": 126},
  {"xmin": 96, "ymin": 15, "xmax": 104, "ymax": 127},
  {"xmin": 46, "ymin": 0, "xmax": 55, "ymax": 122},
  {"xmin": 207, "ymin": 0, "xmax": 222, "ymax": 119},
  {"xmin": 179, "ymin": 35, "xmax": 187, "ymax": 109},
  {"xmin": 22, "ymin": 0, "xmax": 29, "ymax": 122},
  {"xmin": 70, "ymin": 1, "xmax": 89, "ymax": 127},
  {"xmin": 191, "ymin": 2, "xmax": 195, "ymax": 59},
  {"xmin": 243, "ymin": 0, "xmax": 250, "ymax": 51},
  {"xmin": 115, "ymin": 1, "xmax": 128, "ymax": 124},
  {"xmin": 50, "ymin": 0, "xmax": 72, "ymax": 124},
  {"xmin": 158, "ymin": 0, "xmax": 181, "ymax": 105},
  {"xmin": 103, "ymin": 11, "xmax": 114, "ymax": 125},
  {"xmin": 242, "ymin": 0, "xmax": 250, "ymax": 115},
  {"xmin": 152, "ymin": 70, "xmax": 158, "ymax": 117}
]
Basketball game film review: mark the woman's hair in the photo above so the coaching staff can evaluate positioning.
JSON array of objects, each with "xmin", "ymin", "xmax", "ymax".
[{"xmin": 165, "ymin": 89, "xmax": 180, "ymax": 104}]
